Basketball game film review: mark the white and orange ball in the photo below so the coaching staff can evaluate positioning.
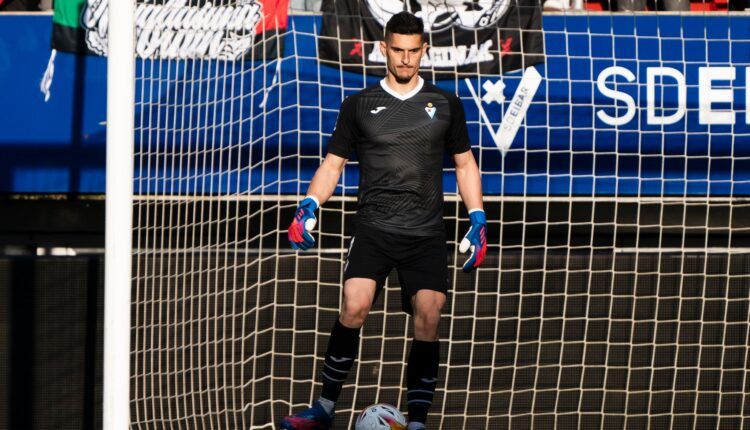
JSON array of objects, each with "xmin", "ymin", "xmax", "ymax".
[{"xmin": 355, "ymin": 403, "xmax": 407, "ymax": 430}]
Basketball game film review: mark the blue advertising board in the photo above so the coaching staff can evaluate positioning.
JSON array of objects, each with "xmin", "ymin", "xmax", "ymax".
[{"xmin": 0, "ymin": 14, "xmax": 748, "ymax": 195}]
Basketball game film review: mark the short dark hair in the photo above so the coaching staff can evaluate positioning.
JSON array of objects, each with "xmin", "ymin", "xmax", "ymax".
[{"xmin": 385, "ymin": 11, "xmax": 424, "ymax": 42}]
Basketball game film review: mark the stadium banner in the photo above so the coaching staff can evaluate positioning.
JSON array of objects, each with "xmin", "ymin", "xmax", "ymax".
[
  {"xmin": 0, "ymin": 14, "xmax": 748, "ymax": 195},
  {"xmin": 51, "ymin": 0, "xmax": 290, "ymax": 59},
  {"xmin": 318, "ymin": 0, "xmax": 544, "ymax": 77}
]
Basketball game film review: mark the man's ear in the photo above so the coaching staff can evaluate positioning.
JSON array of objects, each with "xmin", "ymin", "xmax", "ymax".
[
  {"xmin": 379, "ymin": 40, "xmax": 386, "ymax": 57},
  {"xmin": 422, "ymin": 41, "xmax": 429, "ymax": 54}
]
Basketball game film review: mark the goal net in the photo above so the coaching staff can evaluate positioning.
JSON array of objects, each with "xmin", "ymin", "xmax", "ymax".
[{"xmin": 117, "ymin": 0, "xmax": 750, "ymax": 428}]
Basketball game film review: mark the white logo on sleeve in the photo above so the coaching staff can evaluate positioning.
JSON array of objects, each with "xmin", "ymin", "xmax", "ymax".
[{"xmin": 370, "ymin": 106, "xmax": 387, "ymax": 114}]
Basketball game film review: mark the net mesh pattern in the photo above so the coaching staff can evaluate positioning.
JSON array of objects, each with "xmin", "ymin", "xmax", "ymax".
[{"xmin": 129, "ymin": 3, "xmax": 750, "ymax": 429}]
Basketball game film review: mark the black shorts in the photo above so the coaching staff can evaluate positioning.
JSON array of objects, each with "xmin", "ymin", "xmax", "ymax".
[{"xmin": 343, "ymin": 225, "xmax": 449, "ymax": 315}]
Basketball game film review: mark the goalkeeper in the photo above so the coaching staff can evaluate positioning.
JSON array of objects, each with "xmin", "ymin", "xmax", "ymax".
[{"xmin": 281, "ymin": 11, "xmax": 486, "ymax": 430}]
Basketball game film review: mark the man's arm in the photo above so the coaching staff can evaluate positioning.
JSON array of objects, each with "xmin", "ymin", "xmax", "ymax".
[
  {"xmin": 305, "ymin": 153, "xmax": 348, "ymax": 206},
  {"xmin": 454, "ymin": 149, "xmax": 487, "ymax": 272},
  {"xmin": 453, "ymin": 149, "xmax": 483, "ymax": 211},
  {"xmin": 288, "ymin": 153, "xmax": 347, "ymax": 250}
]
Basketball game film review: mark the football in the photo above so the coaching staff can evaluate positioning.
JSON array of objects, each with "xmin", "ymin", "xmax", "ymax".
[{"xmin": 355, "ymin": 403, "xmax": 408, "ymax": 430}]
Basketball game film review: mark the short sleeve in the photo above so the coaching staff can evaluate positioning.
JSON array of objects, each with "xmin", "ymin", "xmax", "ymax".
[
  {"xmin": 446, "ymin": 94, "xmax": 472, "ymax": 155},
  {"xmin": 327, "ymin": 96, "xmax": 359, "ymax": 159}
]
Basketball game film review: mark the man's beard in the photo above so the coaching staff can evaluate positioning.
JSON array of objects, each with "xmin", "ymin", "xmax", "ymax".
[{"xmin": 388, "ymin": 62, "xmax": 417, "ymax": 84}]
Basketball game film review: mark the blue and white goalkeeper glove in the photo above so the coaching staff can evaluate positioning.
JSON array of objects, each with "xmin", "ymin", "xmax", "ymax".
[
  {"xmin": 288, "ymin": 196, "xmax": 318, "ymax": 250},
  {"xmin": 459, "ymin": 209, "xmax": 487, "ymax": 273}
]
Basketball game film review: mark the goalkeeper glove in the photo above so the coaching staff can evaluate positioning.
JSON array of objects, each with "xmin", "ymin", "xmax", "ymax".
[
  {"xmin": 459, "ymin": 209, "xmax": 487, "ymax": 273},
  {"xmin": 288, "ymin": 196, "xmax": 318, "ymax": 250}
]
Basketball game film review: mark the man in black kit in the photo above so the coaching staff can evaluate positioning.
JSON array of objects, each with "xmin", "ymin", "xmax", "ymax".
[{"xmin": 281, "ymin": 11, "xmax": 486, "ymax": 430}]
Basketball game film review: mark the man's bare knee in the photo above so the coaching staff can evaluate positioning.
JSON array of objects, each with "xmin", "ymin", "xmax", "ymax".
[
  {"xmin": 414, "ymin": 309, "xmax": 441, "ymax": 328},
  {"xmin": 340, "ymin": 278, "xmax": 377, "ymax": 328},
  {"xmin": 340, "ymin": 298, "xmax": 371, "ymax": 327},
  {"xmin": 412, "ymin": 290, "xmax": 446, "ymax": 340}
]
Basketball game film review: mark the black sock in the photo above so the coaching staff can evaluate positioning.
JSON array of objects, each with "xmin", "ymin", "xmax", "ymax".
[
  {"xmin": 320, "ymin": 319, "xmax": 361, "ymax": 403},
  {"xmin": 406, "ymin": 340, "xmax": 440, "ymax": 425}
]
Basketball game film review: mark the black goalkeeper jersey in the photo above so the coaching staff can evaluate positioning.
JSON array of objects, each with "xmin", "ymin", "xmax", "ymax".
[{"xmin": 327, "ymin": 77, "xmax": 472, "ymax": 236}]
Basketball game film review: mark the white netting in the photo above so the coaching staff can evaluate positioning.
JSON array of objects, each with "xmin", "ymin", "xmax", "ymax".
[{"xmin": 128, "ymin": 2, "xmax": 750, "ymax": 429}]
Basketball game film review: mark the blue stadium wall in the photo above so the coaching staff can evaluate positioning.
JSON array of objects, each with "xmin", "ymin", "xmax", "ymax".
[{"xmin": 0, "ymin": 14, "xmax": 748, "ymax": 196}]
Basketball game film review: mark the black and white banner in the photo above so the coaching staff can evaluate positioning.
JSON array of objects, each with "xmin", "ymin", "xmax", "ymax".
[
  {"xmin": 52, "ymin": 0, "xmax": 290, "ymax": 60},
  {"xmin": 318, "ymin": 0, "xmax": 544, "ymax": 77}
]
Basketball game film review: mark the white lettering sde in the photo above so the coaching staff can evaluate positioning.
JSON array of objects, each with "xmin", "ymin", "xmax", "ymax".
[{"xmin": 596, "ymin": 66, "xmax": 748, "ymax": 127}]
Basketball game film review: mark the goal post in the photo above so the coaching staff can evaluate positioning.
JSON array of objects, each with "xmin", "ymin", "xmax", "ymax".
[{"xmin": 103, "ymin": 0, "xmax": 136, "ymax": 429}]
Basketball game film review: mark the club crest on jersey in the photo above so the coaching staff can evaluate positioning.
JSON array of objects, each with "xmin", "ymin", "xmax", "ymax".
[{"xmin": 425, "ymin": 102, "xmax": 436, "ymax": 119}]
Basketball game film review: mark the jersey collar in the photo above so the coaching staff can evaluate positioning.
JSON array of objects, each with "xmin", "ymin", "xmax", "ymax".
[{"xmin": 380, "ymin": 76, "xmax": 424, "ymax": 101}]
